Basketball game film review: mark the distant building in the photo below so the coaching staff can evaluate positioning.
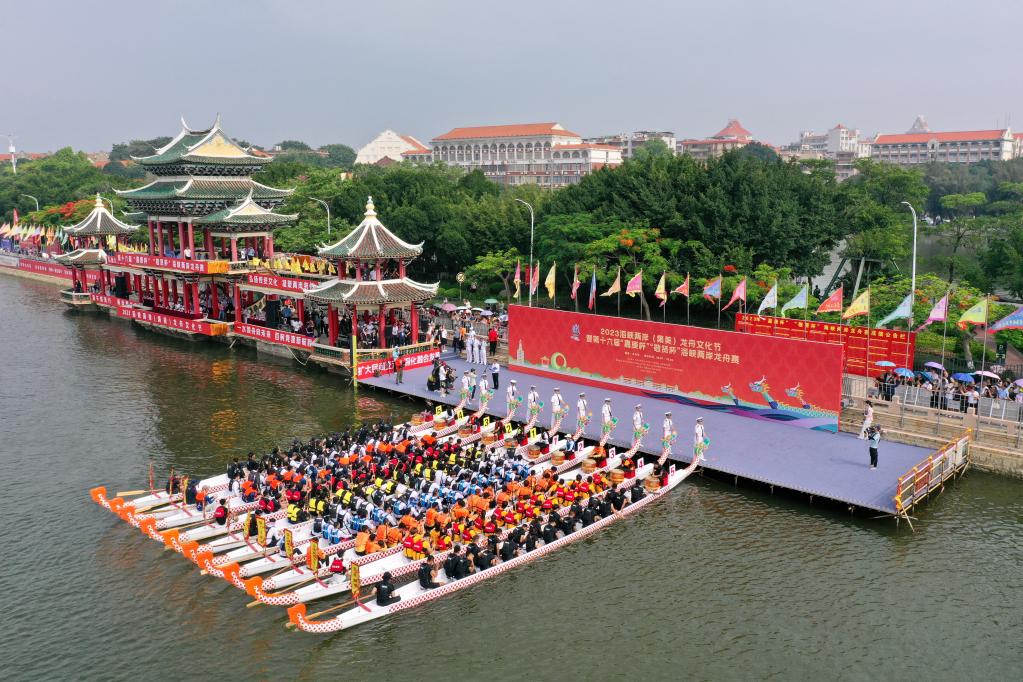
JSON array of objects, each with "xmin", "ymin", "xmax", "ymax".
[
  {"xmin": 871, "ymin": 122, "xmax": 1015, "ymax": 165},
  {"xmin": 430, "ymin": 122, "xmax": 622, "ymax": 187},
  {"xmin": 355, "ymin": 130, "xmax": 430, "ymax": 165},
  {"xmin": 678, "ymin": 119, "xmax": 754, "ymax": 160},
  {"xmin": 795, "ymin": 124, "xmax": 868, "ymax": 158},
  {"xmin": 583, "ymin": 131, "xmax": 676, "ymax": 158}
]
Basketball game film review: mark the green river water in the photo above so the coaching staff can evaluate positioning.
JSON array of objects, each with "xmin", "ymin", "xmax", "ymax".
[{"xmin": 1, "ymin": 273, "xmax": 1020, "ymax": 681}]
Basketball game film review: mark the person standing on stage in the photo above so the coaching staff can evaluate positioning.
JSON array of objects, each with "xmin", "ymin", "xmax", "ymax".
[
  {"xmin": 663, "ymin": 412, "xmax": 674, "ymax": 441},
  {"xmin": 601, "ymin": 398, "xmax": 614, "ymax": 430},
  {"xmin": 478, "ymin": 372, "xmax": 489, "ymax": 403},
  {"xmin": 867, "ymin": 425, "xmax": 882, "ymax": 470},
  {"xmin": 577, "ymin": 393, "xmax": 588, "ymax": 425},
  {"xmin": 490, "ymin": 361, "xmax": 500, "ymax": 390},
  {"xmin": 550, "ymin": 387, "xmax": 565, "ymax": 421},
  {"xmin": 461, "ymin": 370, "xmax": 471, "ymax": 398},
  {"xmin": 468, "ymin": 369, "xmax": 478, "ymax": 400},
  {"xmin": 632, "ymin": 404, "xmax": 644, "ymax": 433},
  {"xmin": 527, "ymin": 385, "xmax": 540, "ymax": 411},
  {"xmin": 478, "ymin": 336, "xmax": 488, "ymax": 366},
  {"xmin": 694, "ymin": 416, "xmax": 708, "ymax": 461},
  {"xmin": 859, "ymin": 400, "xmax": 874, "ymax": 439},
  {"xmin": 506, "ymin": 380, "xmax": 519, "ymax": 415}
]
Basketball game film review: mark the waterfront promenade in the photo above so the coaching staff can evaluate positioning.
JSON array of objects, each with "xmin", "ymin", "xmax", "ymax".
[{"xmin": 361, "ymin": 353, "xmax": 933, "ymax": 515}]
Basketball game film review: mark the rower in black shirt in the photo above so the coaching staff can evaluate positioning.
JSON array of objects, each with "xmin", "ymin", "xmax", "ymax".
[
  {"xmin": 418, "ymin": 553, "xmax": 441, "ymax": 589},
  {"xmin": 375, "ymin": 571, "xmax": 401, "ymax": 606}
]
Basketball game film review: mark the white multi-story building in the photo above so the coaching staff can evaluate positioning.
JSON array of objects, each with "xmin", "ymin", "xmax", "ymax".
[
  {"xmin": 583, "ymin": 131, "xmax": 676, "ymax": 158},
  {"xmin": 355, "ymin": 129, "xmax": 430, "ymax": 165},
  {"xmin": 871, "ymin": 127, "xmax": 1015, "ymax": 165},
  {"xmin": 678, "ymin": 119, "xmax": 755, "ymax": 160},
  {"xmin": 430, "ymin": 122, "xmax": 622, "ymax": 186},
  {"xmin": 796, "ymin": 124, "xmax": 869, "ymax": 158}
]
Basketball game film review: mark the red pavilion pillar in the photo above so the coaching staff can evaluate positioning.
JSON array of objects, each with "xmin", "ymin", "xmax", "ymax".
[
  {"xmin": 211, "ymin": 282, "xmax": 220, "ymax": 320},
  {"xmin": 328, "ymin": 305, "xmax": 339, "ymax": 346},
  {"xmin": 296, "ymin": 298, "xmax": 304, "ymax": 325},
  {"xmin": 378, "ymin": 304, "xmax": 387, "ymax": 349},
  {"xmin": 230, "ymin": 238, "xmax": 238, "ymax": 262},
  {"xmin": 148, "ymin": 221, "xmax": 156, "ymax": 255},
  {"xmin": 171, "ymin": 279, "xmax": 178, "ymax": 305},
  {"xmin": 156, "ymin": 221, "xmax": 165, "ymax": 256},
  {"xmin": 410, "ymin": 303, "xmax": 419, "ymax": 343},
  {"xmin": 161, "ymin": 279, "xmax": 170, "ymax": 308},
  {"xmin": 187, "ymin": 222, "xmax": 195, "ymax": 258},
  {"xmin": 205, "ymin": 230, "xmax": 214, "ymax": 259},
  {"xmin": 177, "ymin": 222, "xmax": 186, "ymax": 257},
  {"xmin": 192, "ymin": 281, "xmax": 201, "ymax": 316},
  {"xmin": 233, "ymin": 283, "xmax": 242, "ymax": 323}
]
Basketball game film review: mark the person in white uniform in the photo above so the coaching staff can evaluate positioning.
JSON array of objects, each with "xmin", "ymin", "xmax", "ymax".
[
  {"xmin": 550, "ymin": 387, "xmax": 565, "ymax": 420},
  {"xmin": 694, "ymin": 416, "xmax": 708, "ymax": 460},
  {"xmin": 478, "ymin": 373, "xmax": 489, "ymax": 402},
  {"xmin": 527, "ymin": 385, "xmax": 540, "ymax": 410},
  {"xmin": 601, "ymin": 398, "xmax": 614, "ymax": 430},
  {"xmin": 663, "ymin": 412, "xmax": 674, "ymax": 441},
  {"xmin": 577, "ymin": 393, "xmax": 588, "ymax": 426},
  {"xmin": 632, "ymin": 404, "xmax": 644, "ymax": 432},
  {"xmin": 506, "ymin": 380, "xmax": 519, "ymax": 415}
]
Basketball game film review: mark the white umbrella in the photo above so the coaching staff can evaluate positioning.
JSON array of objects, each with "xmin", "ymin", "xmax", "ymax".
[
  {"xmin": 480, "ymin": 310, "xmax": 494, "ymax": 317},
  {"xmin": 974, "ymin": 370, "xmax": 1000, "ymax": 379}
]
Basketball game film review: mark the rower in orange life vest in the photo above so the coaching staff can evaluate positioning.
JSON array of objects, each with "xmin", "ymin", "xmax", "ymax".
[{"xmin": 213, "ymin": 499, "xmax": 229, "ymax": 526}]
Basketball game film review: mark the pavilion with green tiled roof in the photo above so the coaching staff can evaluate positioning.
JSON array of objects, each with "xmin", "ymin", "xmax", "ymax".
[
  {"xmin": 132, "ymin": 115, "xmax": 271, "ymax": 176},
  {"xmin": 307, "ymin": 197, "xmax": 437, "ymax": 350}
]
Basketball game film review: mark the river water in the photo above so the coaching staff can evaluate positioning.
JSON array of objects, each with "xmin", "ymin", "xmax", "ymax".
[{"xmin": 2, "ymin": 273, "xmax": 1021, "ymax": 681}]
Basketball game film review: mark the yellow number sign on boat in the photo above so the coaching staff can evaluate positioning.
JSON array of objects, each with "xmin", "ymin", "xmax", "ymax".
[
  {"xmin": 435, "ymin": 405, "xmax": 444, "ymax": 416},
  {"xmin": 456, "ymin": 408, "xmax": 464, "ymax": 419},
  {"xmin": 350, "ymin": 563, "xmax": 361, "ymax": 599},
  {"xmin": 530, "ymin": 428, "xmax": 537, "ymax": 439},
  {"xmin": 256, "ymin": 516, "xmax": 267, "ymax": 546},
  {"xmin": 483, "ymin": 417, "xmax": 490, "ymax": 427},
  {"xmin": 504, "ymin": 423, "xmax": 513, "ymax": 434}
]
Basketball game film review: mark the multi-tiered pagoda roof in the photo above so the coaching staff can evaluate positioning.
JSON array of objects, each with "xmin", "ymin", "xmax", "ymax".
[
  {"xmin": 194, "ymin": 193, "xmax": 298, "ymax": 230},
  {"xmin": 56, "ymin": 194, "xmax": 140, "ymax": 267},
  {"xmin": 306, "ymin": 197, "xmax": 437, "ymax": 307},
  {"xmin": 116, "ymin": 117, "xmax": 294, "ymax": 218}
]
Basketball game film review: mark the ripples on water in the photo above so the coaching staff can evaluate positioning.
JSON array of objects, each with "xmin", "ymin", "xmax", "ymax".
[{"xmin": 1, "ymin": 275, "xmax": 1020, "ymax": 681}]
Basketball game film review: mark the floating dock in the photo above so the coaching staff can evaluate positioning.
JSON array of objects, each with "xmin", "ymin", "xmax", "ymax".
[{"xmin": 360, "ymin": 354, "xmax": 937, "ymax": 515}]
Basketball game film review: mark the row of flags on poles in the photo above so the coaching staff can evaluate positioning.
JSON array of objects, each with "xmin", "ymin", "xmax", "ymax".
[
  {"xmin": 510, "ymin": 259, "xmax": 1023, "ymax": 333},
  {"xmin": 0, "ymin": 222, "xmax": 68, "ymax": 245}
]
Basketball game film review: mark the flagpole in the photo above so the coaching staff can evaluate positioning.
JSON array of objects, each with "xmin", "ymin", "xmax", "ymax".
[
  {"xmin": 866, "ymin": 286, "xmax": 871, "ymax": 378},
  {"xmin": 686, "ymin": 272, "xmax": 690, "ymax": 326},
  {"xmin": 980, "ymin": 294, "xmax": 989, "ymax": 377},
  {"xmin": 771, "ymin": 279, "xmax": 777, "ymax": 338},
  {"xmin": 717, "ymin": 272, "xmax": 722, "ymax": 329},
  {"xmin": 803, "ymin": 277, "xmax": 809, "ymax": 339},
  {"xmin": 617, "ymin": 267, "xmax": 621, "ymax": 318}
]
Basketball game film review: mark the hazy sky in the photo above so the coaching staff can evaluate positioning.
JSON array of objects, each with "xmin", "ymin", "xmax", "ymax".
[{"xmin": 4, "ymin": 0, "xmax": 1020, "ymax": 153}]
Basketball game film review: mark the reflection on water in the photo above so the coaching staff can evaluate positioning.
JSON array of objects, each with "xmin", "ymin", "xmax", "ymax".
[{"xmin": 1, "ymin": 273, "xmax": 1021, "ymax": 681}]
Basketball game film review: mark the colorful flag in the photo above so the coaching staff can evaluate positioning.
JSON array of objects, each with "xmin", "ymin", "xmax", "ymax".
[
  {"xmin": 702, "ymin": 276, "xmax": 722, "ymax": 301},
  {"xmin": 916, "ymin": 293, "xmax": 948, "ymax": 331},
  {"xmin": 757, "ymin": 282, "xmax": 778, "ymax": 315},
  {"xmin": 673, "ymin": 273, "xmax": 690, "ymax": 297},
  {"xmin": 842, "ymin": 288, "xmax": 870, "ymax": 319},
  {"xmin": 654, "ymin": 271, "xmax": 667, "ymax": 307},
  {"xmin": 587, "ymin": 268, "xmax": 597, "ymax": 310},
  {"xmin": 513, "ymin": 260, "xmax": 521, "ymax": 299},
  {"xmin": 530, "ymin": 262, "xmax": 540, "ymax": 296},
  {"xmin": 545, "ymin": 262, "xmax": 556, "ymax": 300},
  {"xmin": 601, "ymin": 267, "xmax": 621, "ymax": 297},
  {"xmin": 990, "ymin": 305, "xmax": 1023, "ymax": 333},
  {"xmin": 12, "ymin": 208, "xmax": 19, "ymax": 225},
  {"xmin": 816, "ymin": 286, "xmax": 843, "ymax": 314},
  {"xmin": 625, "ymin": 271, "xmax": 643, "ymax": 297},
  {"xmin": 876, "ymin": 293, "xmax": 914, "ymax": 328},
  {"xmin": 957, "ymin": 297, "xmax": 989, "ymax": 330},
  {"xmin": 723, "ymin": 277, "xmax": 746, "ymax": 310},
  {"xmin": 570, "ymin": 264, "xmax": 580, "ymax": 300}
]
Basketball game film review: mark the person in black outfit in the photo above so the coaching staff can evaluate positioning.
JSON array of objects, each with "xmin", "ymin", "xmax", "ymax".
[
  {"xmin": 498, "ymin": 536, "xmax": 519, "ymax": 562},
  {"xmin": 580, "ymin": 501, "xmax": 596, "ymax": 527},
  {"xmin": 523, "ymin": 529, "xmax": 539, "ymax": 552},
  {"xmin": 375, "ymin": 571, "xmax": 401, "ymax": 606},
  {"xmin": 476, "ymin": 539, "xmax": 498, "ymax": 570},
  {"xmin": 541, "ymin": 519, "xmax": 559, "ymax": 544},
  {"xmin": 418, "ymin": 554, "xmax": 441, "ymax": 589}
]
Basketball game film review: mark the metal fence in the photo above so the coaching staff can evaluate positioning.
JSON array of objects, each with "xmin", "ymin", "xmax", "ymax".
[{"xmin": 844, "ymin": 375, "xmax": 1023, "ymax": 422}]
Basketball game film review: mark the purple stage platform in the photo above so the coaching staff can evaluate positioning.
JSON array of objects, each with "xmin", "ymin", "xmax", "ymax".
[{"xmin": 360, "ymin": 354, "xmax": 932, "ymax": 515}]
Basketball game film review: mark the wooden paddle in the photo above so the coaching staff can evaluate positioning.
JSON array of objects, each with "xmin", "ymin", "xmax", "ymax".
[
  {"xmin": 115, "ymin": 489, "xmax": 157, "ymax": 497},
  {"xmin": 284, "ymin": 598, "xmax": 356, "ymax": 628}
]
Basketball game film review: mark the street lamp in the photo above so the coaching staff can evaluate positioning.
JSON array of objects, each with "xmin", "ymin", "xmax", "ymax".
[
  {"xmin": 310, "ymin": 197, "xmax": 331, "ymax": 235},
  {"xmin": 21, "ymin": 194, "xmax": 39, "ymax": 211},
  {"xmin": 901, "ymin": 201, "xmax": 918, "ymax": 326},
  {"xmin": 514, "ymin": 198, "xmax": 535, "ymax": 307}
]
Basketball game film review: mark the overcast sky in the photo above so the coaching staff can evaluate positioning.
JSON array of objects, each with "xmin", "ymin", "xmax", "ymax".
[{"xmin": 4, "ymin": 0, "xmax": 1020, "ymax": 153}]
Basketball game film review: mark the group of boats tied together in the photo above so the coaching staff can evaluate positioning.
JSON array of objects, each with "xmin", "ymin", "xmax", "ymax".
[{"xmin": 90, "ymin": 388, "xmax": 703, "ymax": 634}]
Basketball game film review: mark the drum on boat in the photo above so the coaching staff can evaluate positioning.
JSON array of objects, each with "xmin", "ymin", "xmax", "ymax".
[
  {"xmin": 581, "ymin": 458, "xmax": 597, "ymax": 474},
  {"xmin": 527, "ymin": 445, "xmax": 542, "ymax": 460},
  {"xmin": 551, "ymin": 452, "xmax": 565, "ymax": 466},
  {"xmin": 458, "ymin": 425, "xmax": 472, "ymax": 437},
  {"xmin": 411, "ymin": 413, "xmax": 425, "ymax": 426},
  {"xmin": 644, "ymin": 476, "xmax": 662, "ymax": 493},
  {"xmin": 610, "ymin": 469, "xmax": 625, "ymax": 485},
  {"xmin": 504, "ymin": 436, "xmax": 517, "ymax": 448},
  {"xmin": 482, "ymin": 433, "xmax": 498, "ymax": 445},
  {"xmin": 434, "ymin": 418, "xmax": 447, "ymax": 429}
]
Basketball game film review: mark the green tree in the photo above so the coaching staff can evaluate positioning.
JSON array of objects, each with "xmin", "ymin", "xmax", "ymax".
[
  {"xmin": 934, "ymin": 191, "xmax": 988, "ymax": 282},
  {"xmin": 464, "ymin": 248, "xmax": 522, "ymax": 300},
  {"xmin": 585, "ymin": 225, "xmax": 680, "ymax": 320},
  {"xmin": 319, "ymin": 144, "xmax": 356, "ymax": 168},
  {"xmin": 108, "ymin": 137, "xmax": 172, "ymax": 161},
  {"xmin": 275, "ymin": 140, "xmax": 312, "ymax": 151},
  {"xmin": 630, "ymin": 139, "xmax": 673, "ymax": 161}
]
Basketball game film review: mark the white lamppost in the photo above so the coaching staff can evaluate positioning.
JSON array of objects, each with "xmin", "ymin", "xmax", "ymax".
[
  {"xmin": 514, "ymin": 198, "xmax": 535, "ymax": 307},
  {"xmin": 310, "ymin": 197, "xmax": 331, "ymax": 235},
  {"xmin": 21, "ymin": 194, "xmax": 39, "ymax": 211},
  {"xmin": 901, "ymin": 201, "xmax": 918, "ymax": 326}
]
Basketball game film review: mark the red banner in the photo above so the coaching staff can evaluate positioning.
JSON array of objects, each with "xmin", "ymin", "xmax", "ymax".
[
  {"xmin": 107, "ymin": 252, "xmax": 229, "ymax": 274},
  {"xmin": 508, "ymin": 306, "xmax": 842, "ymax": 431},
  {"xmin": 245, "ymin": 273, "xmax": 318, "ymax": 293},
  {"xmin": 734, "ymin": 313, "xmax": 915, "ymax": 378},
  {"xmin": 235, "ymin": 323, "xmax": 314, "ymax": 349},
  {"xmin": 117, "ymin": 306, "xmax": 229, "ymax": 336},
  {"xmin": 356, "ymin": 348, "xmax": 439, "ymax": 380},
  {"xmin": 91, "ymin": 293, "xmax": 132, "ymax": 307}
]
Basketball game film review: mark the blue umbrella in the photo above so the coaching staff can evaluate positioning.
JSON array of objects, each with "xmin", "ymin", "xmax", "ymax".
[
  {"xmin": 894, "ymin": 368, "xmax": 914, "ymax": 378},
  {"xmin": 951, "ymin": 372, "xmax": 975, "ymax": 383},
  {"xmin": 875, "ymin": 360, "xmax": 897, "ymax": 367}
]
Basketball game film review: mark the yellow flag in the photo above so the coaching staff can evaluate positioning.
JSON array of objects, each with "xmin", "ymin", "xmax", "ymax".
[
  {"xmin": 654, "ymin": 271, "xmax": 667, "ymax": 305},
  {"xmin": 545, "ymin": 262, "xmax": 556, "ymax": 300},
  {"xmin": 842, "ymin": 288, "xmax": 870, "ymax": 320}
]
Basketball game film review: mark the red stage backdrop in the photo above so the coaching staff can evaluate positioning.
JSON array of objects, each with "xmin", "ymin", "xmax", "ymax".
[
  {"xmin": 734, "ymin": 313, "xmax": 915, "ymax": 378},
  {"xmin": 508, "ymin": 306, "xmax": 842, "ymax": 431}
]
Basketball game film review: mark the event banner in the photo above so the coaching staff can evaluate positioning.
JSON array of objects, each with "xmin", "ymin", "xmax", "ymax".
[
  {"xmin": 356, "ymin": 348, "xmax": 439, "ymax": 380},
  {"xmin": 508, "ymin": 306, "xmax": 842, "ymax": 431},
  {"xmin": 107, "ymin": 252, "xmax": 229, "ymax": 274},
  {"xmin": 245, "ymin": 273, "xmax": 318, "ymax": 293},
  {"xmin": 117, "ymin": 307, "xmax": 229, "ymax": 336},
  {"xmin": 91, "ymin": 293, "xmax": 134, "ymax": 308},
  {"xmin": 234, "ymin": 323, "xmax": 315, "ymax": 350},
  {"xmin": 734, "ymin": 313, "xmax": 915, "ymax": 378}
]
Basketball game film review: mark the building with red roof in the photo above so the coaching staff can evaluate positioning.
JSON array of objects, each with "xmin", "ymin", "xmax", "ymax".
[
  {"xmin": 430, "ymin": 122, "xmax": 621, "ymax": 187},
  {"xmin": 871, "ymin": 120, "xmax": 1015, "ymax": 166},
  {"xmin": 355, "ymin": 130, "xmax": 430, "ymax": 165},
  {"xmin": 679, "ymin": 119, "xmax": 755, "ymax": 160}
]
